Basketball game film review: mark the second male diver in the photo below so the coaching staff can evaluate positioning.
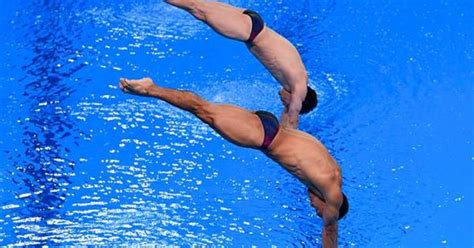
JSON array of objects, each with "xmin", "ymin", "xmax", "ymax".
[
  {"xmin": 120, "ymin": 77, "xmax": 347, "ymax": 247},
  {"xmin": 164, "ymin": 0, "xmax": 318, "ymax": 128}
]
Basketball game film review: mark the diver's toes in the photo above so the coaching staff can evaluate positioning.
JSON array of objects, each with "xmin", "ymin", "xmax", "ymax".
[{"xmin": 120, "ymin": 78, "xmax": 130, "ymax": 85}]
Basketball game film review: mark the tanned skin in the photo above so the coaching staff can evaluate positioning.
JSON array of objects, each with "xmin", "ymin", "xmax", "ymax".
[
  {"xmin": 164, "ymin": 0, "xmax": 310, "ymax": 128},
  {"xmin": 119, "ymin": 78, "xmax": 341, "ymax": 247}
]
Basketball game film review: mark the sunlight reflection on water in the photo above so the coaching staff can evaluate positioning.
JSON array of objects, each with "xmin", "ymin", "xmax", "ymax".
[{"xmin": 1, "ymin": 0, "xmax": 472, "ymax": 246}]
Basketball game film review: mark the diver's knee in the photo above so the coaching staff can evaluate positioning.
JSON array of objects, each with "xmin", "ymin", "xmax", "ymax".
[
  {"xmin": 164, "ymin": 0, "xmax": 207, "ymax": 20},
  {"xmin": 165, "ymin": 0, "xmax": 202, "ymax": 15},
  {"xmin": 163, "ymin": 0, "xmax": 179, "ymax": 5},
  {"xmin": 184, "ymin": 92, "xmax": 213, "ymax": 122},
  {"xmin": 189, "ymin": 3, "xmax": 208, "ymax": 21},
  {"xmin": 194, "ymin": 102, "xmax": 215, "ymax": 125},
  {"xmin": 164, "ymin": 0, "xmax": 192, "ymax": 4}
]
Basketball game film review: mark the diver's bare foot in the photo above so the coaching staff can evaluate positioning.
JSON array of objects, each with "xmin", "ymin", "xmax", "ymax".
[{"xmin": 119, "ymin": 77, "xmax": 155, "ymax": 96}]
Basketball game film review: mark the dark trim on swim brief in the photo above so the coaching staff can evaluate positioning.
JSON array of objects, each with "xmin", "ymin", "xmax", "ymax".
[
  {"xmin": 243, "ymin": 9, "xmax": 265, "ymax": 44},
  {"xmin": 255, "ymin": 111, "xmax": 279, "ymax": 150}
]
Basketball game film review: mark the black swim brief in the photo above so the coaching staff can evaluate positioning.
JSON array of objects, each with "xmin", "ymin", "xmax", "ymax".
[
  {"xmin": 243, "ymin": 9, "xmax": 265, "ymax": 44},
  {"xmin": 255, "ymin": 111, "xmax": 279, "ymax": 150}
]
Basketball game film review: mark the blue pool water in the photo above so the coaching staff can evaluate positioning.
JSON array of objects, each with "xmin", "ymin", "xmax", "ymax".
[{"xmin": 0, "ymin": 0, "xmax": 472, "ymax": 246}]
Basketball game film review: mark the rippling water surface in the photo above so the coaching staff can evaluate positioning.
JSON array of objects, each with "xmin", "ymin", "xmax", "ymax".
[{"xmin": 0, "ymin": 0, "xmax": 472, "ymax": 246}]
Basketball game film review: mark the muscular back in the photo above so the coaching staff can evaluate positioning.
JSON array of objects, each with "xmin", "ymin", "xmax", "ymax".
[
  {"xmin": 250, "ymin": 28, "xmax": 308, "ymax": 92},
  {"xmin": 266, "ymin": 128, "xmax": 342, "ymax": 197}
]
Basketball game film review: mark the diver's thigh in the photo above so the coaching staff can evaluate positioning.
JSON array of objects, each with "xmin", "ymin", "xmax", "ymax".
[
  {"xmin": 206, "ymin": 104, "xmax": 263, "ymax": 148},
  {"xmin": 197, "ymin": 2, "xmax": 252, "ymax": 41}
]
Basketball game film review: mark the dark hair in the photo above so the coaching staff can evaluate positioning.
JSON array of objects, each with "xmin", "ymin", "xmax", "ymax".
[
  {"xmin": 338, "ymin": 193, "xmax": 349, "ymax": 220},
  {"xmin": 300, "ymin": 86, "xmax": 318, "ymax": 114}
]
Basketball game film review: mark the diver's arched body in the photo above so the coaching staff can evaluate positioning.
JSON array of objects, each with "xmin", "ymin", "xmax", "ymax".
[
  {"xmin": 120, "ymin": 78, "xmax": 347, "ymax": 247},
  {"xmin": 164, "ymin": 0, "xmax": 318, "ymax": 128}
]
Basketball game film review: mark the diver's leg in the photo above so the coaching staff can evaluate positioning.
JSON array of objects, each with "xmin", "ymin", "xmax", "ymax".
[
  {"xmin": 120, "ymin": 78, "xmax": 264, "ymax": 148},
  {"xmin": 164, "ymin": 0, "xmax": 252, "ymax": 41}
]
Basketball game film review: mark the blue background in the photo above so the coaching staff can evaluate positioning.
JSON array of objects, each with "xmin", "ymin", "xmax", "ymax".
[{"xmin": 0, "ymin": 0, "xmax": 472, "ymax": 246}]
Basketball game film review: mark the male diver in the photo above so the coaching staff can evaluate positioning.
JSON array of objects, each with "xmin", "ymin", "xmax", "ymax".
[
  {"xmin": 119, "ymin": 77, "xmax": 348, "ymax": 247},
  {"xmin": 164, "ymin": 0, "xmax": 317, "ymax": 128}
]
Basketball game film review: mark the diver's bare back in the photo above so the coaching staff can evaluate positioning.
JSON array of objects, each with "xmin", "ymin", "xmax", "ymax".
[
  {"xmin": 250, "ymin": 25, "xmax": 308, "ymax": 91},
  {"xmin": 266, "ymin": 128, "xmax": 342, "ymax": 196}
]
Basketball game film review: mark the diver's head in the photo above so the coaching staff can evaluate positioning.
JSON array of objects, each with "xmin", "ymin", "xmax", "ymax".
[
  {"xmin": 300, "ymin": 86, "xmax": 318, "ymax": 114},
  {"xmin": 338, "ymin": 192, "xmax": 349, "ymax": 220}
]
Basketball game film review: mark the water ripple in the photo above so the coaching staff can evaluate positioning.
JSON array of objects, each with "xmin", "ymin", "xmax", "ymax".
[{"xmin": 1, "ymin": 0, "xmax": 472, "ymax": 247}]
